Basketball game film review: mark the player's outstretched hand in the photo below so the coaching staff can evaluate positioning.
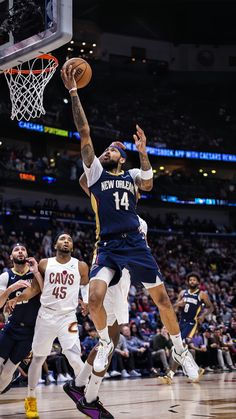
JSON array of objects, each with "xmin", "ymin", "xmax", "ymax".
[
  {"xmin": 79, "ymin": 299, "xmax": 89, "ymax": 316},
  {"xmin": 26, "ymin": 257, "xmax": 39, "ymax": 275},
  {"xmin": 9, "ymin": 279, "xmax": 31, "ymax": 293},
  {"xmin": 5, "ymin": 297, "xmax": 18, "ymax": 313},
  {"xmin": 133, "ymin": 124, "xmax": 147, "ymax": 154},
  {"xmin": 61, "ymin": 65, "xmax": 77, "ymax": 91}
]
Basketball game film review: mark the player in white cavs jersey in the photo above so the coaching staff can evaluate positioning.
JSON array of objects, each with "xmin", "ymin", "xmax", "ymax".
[{"xmin": 14, "ymin": 233, "xmax": 89, "ymax": 419}]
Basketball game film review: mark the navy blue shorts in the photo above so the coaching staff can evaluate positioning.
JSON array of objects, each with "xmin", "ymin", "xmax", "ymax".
[
  {"xmin": 0, "ymin": 326, "xmax": 33, "ymax": 365},
  {"xmin": 91, "ymin": 230, "xmax": 163, "ymax": 287},
  {"xmin": 179, "ymin": 319, "xmax": 197, "ymax": 340}
]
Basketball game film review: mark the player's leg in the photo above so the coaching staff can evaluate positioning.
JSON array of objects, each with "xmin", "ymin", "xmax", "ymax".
[
  {"xmin": 144, "ymin": 282, "xmax": 199, "ymax": 381},
  {"xmin": 25, "ymin": 310, "xmax": 57, "ymax": 418},
  {"xmin": 0, "ymin": 330, "xmax": 19, "ymax": 393},
  {"xmin": 63, "ymin": 321, "xmax": 120, "ymax": 406},
  {"xmin": 89, "ymin": 267, "xmax": 117, "ymax": 372},
  {"xmin": 76, "ymin": 321, "xmax": 119, "ymax": 419},
  {"xmin": 57, "ymin": 312, "xmax": 84, "ymax": 377},
  {"xmin": 0, "ymin": 337, "xmax": 33, "ymax": 393},
  {"xmin": 0, "ymin": 330, "xmax": 15, "ymax": 373},
  {"xmin": 159, "ymin": 321, "xmax": 197, "ymax": 384},
  {"xmin": 76, "ymin": 280, "xmax": 127, "ymax": 419}
]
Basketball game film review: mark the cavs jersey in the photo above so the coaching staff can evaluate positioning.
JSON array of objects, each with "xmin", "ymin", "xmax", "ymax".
[
  {"xmin": 180, "ymin": 289, "xmax": 203, "ymax": 322},
  {"xmin": 84, "ymin": 157, "xmax": 141, "ymax": 238},
  {"xmin": 40, "ymin": 257, "xmax": 81, "ymax": 313},
  {"xmin": 0, "ymin": 268, "xmax": 40, "ymax": 335}
]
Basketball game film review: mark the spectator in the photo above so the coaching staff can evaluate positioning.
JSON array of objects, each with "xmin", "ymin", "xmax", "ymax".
[
  {"xmin": 109, "ymin": 333, "xmax": 138, "ymax": 378},
  {"xmin": 81, "ymin": 327, "xmax": 99, "ymax": 359},
  {"xmin": 151, "ymin": 326, "xmax": 172, "ymax": 373},
  {"xmin": 121, "ymin": 325, "xmax": 158, "ymax": 377}
]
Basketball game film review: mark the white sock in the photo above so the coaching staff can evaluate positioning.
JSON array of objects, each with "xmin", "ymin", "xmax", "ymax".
[
  {"xmin": 27, "ymin": 355, "xmax": 46, "ymax": 398},
  {"xmin": 28, "ymin": 387, "xmax": 36, "ymax": 398},
  {"xmin": 97, "ymin": 326, "xmax": 110, "ymax": 344},
  {"xmin": 170, "ymin": 333, "xmax": 185, "ymax": 354},
  {"xmin": 75, "ymin": 361, "xmax": 93, "ymax": 387},
  {"xmin": 168, "ymin": 370, "xmax": 175, "ymax": 379},
  {"xmin": 85, "ymin": 373, "xmax": 103, "ymax": 403}
]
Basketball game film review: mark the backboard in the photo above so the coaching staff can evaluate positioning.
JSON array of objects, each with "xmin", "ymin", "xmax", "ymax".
[{"xmin": 0, "ymin": 0, "xmax": 72, "ymax": 71}]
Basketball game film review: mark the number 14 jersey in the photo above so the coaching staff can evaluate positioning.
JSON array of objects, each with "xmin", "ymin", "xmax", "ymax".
[{"xmin": 84, "ymin": 157, "xmax": 141, "ymax": 239}]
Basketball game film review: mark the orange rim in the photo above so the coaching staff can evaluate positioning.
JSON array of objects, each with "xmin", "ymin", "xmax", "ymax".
[{"xmin": 4, "ymin": 54, "xmax": 59, "ymax": 75}]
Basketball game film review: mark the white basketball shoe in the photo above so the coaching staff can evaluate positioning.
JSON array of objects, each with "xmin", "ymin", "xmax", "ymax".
[
  {"xmin": 94, "ymin": 339, "xmax": 114, "ymax": 373},
  {"xmin": 171, "ymin": 347, "xmax": 199, "ymax": 381}
]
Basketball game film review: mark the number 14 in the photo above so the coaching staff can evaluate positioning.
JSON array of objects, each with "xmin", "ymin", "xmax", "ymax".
[{"xmin": 113, "ymin": 191, "xmax": 129, "ymax": 210}]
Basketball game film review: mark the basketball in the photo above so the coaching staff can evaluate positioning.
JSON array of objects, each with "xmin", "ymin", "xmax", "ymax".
[{"xmin": 62, "ymin": 57, "xmax": 92, "ymax": 89}]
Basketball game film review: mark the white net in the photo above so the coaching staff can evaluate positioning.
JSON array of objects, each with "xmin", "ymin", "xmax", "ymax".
[{"xmin": 4, "ymin": 55, "xmax": 58, "ymax": 121}]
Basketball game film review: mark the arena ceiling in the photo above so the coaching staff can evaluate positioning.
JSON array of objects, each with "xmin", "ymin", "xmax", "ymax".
[{"xmin": 74, "ymin": 0, "xmax": 236, "ymax": 45}]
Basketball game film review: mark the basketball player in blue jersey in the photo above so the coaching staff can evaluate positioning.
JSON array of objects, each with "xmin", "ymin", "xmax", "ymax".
[
  {"xmin": 61, "ymin": 67, "xmax": 199, "ymax": 418},
  {"xmin": 62, "ymin": 164, "xmax": 148, "ymax": 418},
  {"xmin": 0, "ymin": 243, "xmax": 41, "ymax": 395},
  {"xmin": 160, "ymin": 271, "xmax": 214, "ymax": 384}
]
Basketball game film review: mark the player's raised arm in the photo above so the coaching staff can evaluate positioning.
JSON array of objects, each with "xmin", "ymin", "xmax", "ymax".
[
  {"xmin": 61, "ymin": 66, "xmax": 95, "ymax": 168},
  {"xmin": 133, "ymin": 125, "xmax": 153, "ymax": 191},
  {"xmin": 79, "ymin": 172, "xmax": 90, "ymax": 196}
]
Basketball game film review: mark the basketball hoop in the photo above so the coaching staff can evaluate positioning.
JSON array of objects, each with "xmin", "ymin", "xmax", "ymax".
[{"xmin": 4, "ymin": 54, "xmax": 58, "ymax": 121}]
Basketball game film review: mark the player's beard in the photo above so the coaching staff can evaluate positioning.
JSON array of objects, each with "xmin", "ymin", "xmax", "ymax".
[
  {"xmin": 189, "ymin": 284, "xmax": 198, "ymax": 291},
  {"xmin": 58, "ymin": 246, "xmax": 71, "ymax": 254},
  {"xmin": 12, "ymin": 257, "xmax": 26, "ymax": 265},
  {"xmin": 101, "ymin": 160, "xmax": 119, "ymax": 170}
]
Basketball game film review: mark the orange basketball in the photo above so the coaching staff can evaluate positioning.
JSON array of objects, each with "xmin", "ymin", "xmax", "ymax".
[{"xmin": 62, "ymin": 57, "xmax": 92, "ymax": 89}]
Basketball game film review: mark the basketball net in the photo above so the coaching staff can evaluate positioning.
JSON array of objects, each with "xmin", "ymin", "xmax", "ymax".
[{"xmin": 4, "ymin": 54, "xmax": 58, "ymax": 121}]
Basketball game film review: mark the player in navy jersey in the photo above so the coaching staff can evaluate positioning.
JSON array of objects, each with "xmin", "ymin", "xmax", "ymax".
[
  {"xmin": 0, "ymin": 243, "xmax": 41, "ymax": 394},
  {"xmin": 62, "ymin": 166, "xmax": 150, "ymax": 414},
  {"xmin": 160, "ymin": 271, "xmax": 213, "ymax": 384},
  {"xmin": 61, "ymin": 67, "xmax": 200, "ymax": 419}
]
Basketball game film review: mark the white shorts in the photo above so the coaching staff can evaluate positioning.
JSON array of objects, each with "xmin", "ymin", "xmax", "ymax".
[
  {"xmin": 32, "ymin": 306, "xmax": 81, "ymax": 357},
  {"xmin": 103, "ymin": 268, "xmax": 130, "ymax": 326}
]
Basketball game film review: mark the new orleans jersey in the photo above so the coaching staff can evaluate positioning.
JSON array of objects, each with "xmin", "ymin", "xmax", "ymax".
[
  {"xmin": 83, "ymin": 157, "xmax": 140, "ymax": 238},
  {"xmin": 84, "ymin": 157, "xmax": 163, "ymax": 288},
  {"xmin": 181, "ymin": 289, "xmax": 202, "ymax": 323}
]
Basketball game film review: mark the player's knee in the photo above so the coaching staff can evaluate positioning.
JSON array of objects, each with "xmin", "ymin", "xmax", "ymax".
[
  {"xmin": 156, "ymin": 291, "xmax": 172, "ymax": 309},
  {"xmin": 89, "ymin": 289, "xmax": 104, "ymax": 311}
]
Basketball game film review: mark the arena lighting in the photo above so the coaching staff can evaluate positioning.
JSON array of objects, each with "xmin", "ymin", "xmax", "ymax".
[
  {"xmin": 42, "ymin": 176, "xmax": 56, "ymax": 184},
  {"xmin": 17, "ymin": 122, "xmax": 236, "ymax": 163},
  {"xmin": 19, "ymin": 173, "xmax": 36, "ymax": 181},
  {"xmin": 160, "ymin": 195, "xmax": 236, "ymax": 207}
]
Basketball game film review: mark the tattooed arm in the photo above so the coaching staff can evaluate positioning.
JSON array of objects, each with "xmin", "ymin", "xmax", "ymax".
[
  {"xmin": 61, "ymin": 66, "xmax": 95, "ymax": 168},
  {"xmin": 133, "ymin": 125, "xmax": 153, "ymax": 191}
]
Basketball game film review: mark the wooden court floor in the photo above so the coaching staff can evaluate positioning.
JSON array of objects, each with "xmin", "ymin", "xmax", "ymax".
[{"xmin": 0, "ymin": 372, "xmax": 235, "ymax": 419}]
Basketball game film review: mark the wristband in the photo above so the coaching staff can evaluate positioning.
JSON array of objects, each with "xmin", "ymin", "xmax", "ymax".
[
  {"xmin": 80, "ymin": 284, "xmax": 89, "ymax": 303},
  {"xmin": 140, "ymin": 168, "xmax": 153, "ymax": 180},
  {"xmin": 69, "ymin": 87, "xmax": 77, "ymax": 94}
]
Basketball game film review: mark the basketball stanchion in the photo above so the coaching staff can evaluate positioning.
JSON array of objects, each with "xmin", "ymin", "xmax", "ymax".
[{"xmin": 3, "ymin": 54, "xmax": 58, "ymax": 121}]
